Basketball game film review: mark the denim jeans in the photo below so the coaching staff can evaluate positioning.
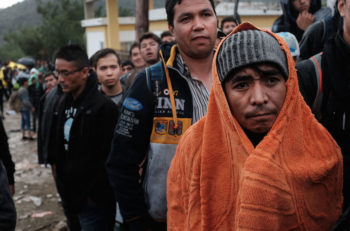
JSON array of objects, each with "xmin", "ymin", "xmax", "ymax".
[
  {"xmin": 78, "ymin": 203, "xmax": 115, "ymax": 231},
  {"xmin": 21, "ymin": 110, "xmax": 31, "ymax": 131}
]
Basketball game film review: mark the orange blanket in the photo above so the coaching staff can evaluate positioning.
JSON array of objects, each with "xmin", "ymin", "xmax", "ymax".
[{"xmin": 167, "ymin": 23, "xmax": 343, "ymax": 231}]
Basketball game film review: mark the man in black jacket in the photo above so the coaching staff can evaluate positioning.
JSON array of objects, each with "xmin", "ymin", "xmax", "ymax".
[
  {"xmin": 49, "ymin": 44, "xmax": 119, "ymax": 230},
  {"xmin": 296, "ymin": 0, "xmax": 350, "ymax": 227}
]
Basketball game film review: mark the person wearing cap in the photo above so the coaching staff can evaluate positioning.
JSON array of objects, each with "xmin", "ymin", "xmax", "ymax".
[
  {"xmin": 276, "ymin": 32, "xmax": 300, "ymax": 62},
  {"xmin": 167, "ymin": 22, "xmax": 343, "ymax": 230}
]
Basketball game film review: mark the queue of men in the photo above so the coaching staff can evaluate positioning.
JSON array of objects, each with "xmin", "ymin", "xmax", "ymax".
[{"xmin": 1, "ymin": 0, "xmax": 349, "ymax": 230}]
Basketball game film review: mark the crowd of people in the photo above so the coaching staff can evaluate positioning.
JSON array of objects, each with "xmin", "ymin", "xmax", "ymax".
[{"xmin": 0, "ymin": 0, "xmax": 350, "ymax": 230}]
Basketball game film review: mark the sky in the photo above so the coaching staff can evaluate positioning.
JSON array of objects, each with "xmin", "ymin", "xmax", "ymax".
[{"xmin": 0, "ymin": 0, "xmax": 25, "ymax": 9}]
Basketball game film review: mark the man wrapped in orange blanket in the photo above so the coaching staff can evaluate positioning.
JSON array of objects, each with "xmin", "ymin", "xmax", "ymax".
[{"xmin": 167, "ymin": 23, "xmax": 343, "ymax": 231}]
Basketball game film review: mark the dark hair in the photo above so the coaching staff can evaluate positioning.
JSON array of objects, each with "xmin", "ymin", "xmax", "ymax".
[
  {"xmin": 43, "ymin": 71, "xmax": 57, "ymax": 80},
  {"xmin": 139, "ymin": 32, "xmax": 162, "ymax": 46},
  {"xmin": 129, "ymin": 42, "xmax": 140, "ymax": 57},
  {"xmin": 166, "ymin": 0, "xmax": 216, "ymax": 27},
  {"xmin": 161, "ymin": 30, "xmax": 172, "ymax": 39},
  {"xmin": 91, "ymin": 48, "xmax": 121, "ymax": 68},
  {"xmin": 18, "ymin": 78, "xmax": 28, "ymax": 86},
  {"xmin": 54, "ymin": 44, "xmax": 89, "ymax": 69},
  {"xmin": 220, "ymin": 16, "xmax": 238, "ymax": 30},
  {"xmin": 121, "ymin": 60, "xmax": 134, "ymax": 68}
]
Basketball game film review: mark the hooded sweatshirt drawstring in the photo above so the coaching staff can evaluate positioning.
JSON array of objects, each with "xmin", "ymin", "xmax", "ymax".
[{"xmin": 159, "ymin": 49, "xmax": 178, "ymax": 130}]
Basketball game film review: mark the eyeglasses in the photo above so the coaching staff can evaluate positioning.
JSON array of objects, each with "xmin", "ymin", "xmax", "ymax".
[{"xmin": 54, "ymin": 67, "xmax": 83, "ymax": 77}]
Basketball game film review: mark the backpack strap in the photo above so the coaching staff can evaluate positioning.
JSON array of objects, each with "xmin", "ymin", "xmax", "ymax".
[
  {"xmin": 309, "ymin": 52, "xmax": 323, "ymax": 117},
  {"xmin": 146, "ymin": 62, "xmax": 164, "ymax": 101}
]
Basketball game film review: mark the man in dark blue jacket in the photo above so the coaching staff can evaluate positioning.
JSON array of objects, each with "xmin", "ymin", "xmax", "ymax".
[{"xmin": 107, "ymin": 0, "xmax": 218, "ymax": 230}]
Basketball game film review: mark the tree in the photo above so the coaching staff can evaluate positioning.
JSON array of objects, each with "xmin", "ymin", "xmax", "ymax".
[
  {"xmin": 135, "ymin": 0, "xmax": 149, "ymax": 40},
  {"xmin": 0, "ymin": 0, "xmax": 85, "ymax": 61},
  {"xmin": 36, "ymin": 0, "xmax": 85, "ymax": 59}
]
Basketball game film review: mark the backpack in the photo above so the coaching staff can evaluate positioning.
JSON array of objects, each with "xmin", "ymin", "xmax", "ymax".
[
  {"xmin": 9, "ymin": 90, "xmax": 22, "ymax": 113},
  {"xmin": 309, "ymin": 52, "xmax": 323, "ymax": 119}
]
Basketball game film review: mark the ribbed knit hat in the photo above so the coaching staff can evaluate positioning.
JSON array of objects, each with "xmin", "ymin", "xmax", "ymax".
[{"xmin": 217, "ymin": 30, "xmax": 288, "ymax": 82}]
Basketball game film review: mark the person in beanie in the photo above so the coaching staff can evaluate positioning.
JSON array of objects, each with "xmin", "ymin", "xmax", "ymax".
[{"xmin": 167, "ymin": 23, "xmax": 343, "ymax": 230}]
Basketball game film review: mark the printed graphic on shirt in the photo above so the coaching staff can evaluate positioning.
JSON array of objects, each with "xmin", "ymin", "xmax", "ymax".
[
  {"xmin": 150, "ymin": 117, "xmax": 192, "ymax": 144},
  {"xmin": 63, "ymin": 107, "xmax": 77, "ymax": 151},
  {"xmin": 115, "ymin": 109, "xmax": 140, "ymax": 138},
  {"xmin": 155, "ymin": 96, "xmax": 186, "ymax": 116}
]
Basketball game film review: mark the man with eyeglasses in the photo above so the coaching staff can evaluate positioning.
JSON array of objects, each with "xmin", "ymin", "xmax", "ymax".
[{"xmin": 48, "ymin": 44, "xmax": 119, "ymax": 230}]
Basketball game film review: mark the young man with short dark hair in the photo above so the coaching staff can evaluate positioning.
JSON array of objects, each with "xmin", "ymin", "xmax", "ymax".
[
  {"xmin": 139, "ymin": 32, "xmax": 162, "ymax": 66},
  {"xmin": 92, "ymin": 48, "xmax": 124, "ymax": 107},
  {"xmin": 50, "ymin": 44, "xmax": 119, "ymax": 230},
  {"xmin": 43, "ymin": 72, "xmax": 58, "ymax": 93},
  {"xmin": 220, "ymin": 16, "xmax": 238, "ymax": 35},
  {"xmin": 160, "ymin": 30, "xmax": 175, "ymax": 43},
  {"xmin": 121, "ymin": 60, "xmax": 134, "ymax": 74},
  {"xmin": 130, "ymin": 42, "xmax": 146, "ymax": 68}
]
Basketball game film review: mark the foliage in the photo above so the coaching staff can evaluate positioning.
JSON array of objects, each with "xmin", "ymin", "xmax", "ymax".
[
  {"xmin": 119, "ymin": 7, "xmax": 134, "ymax": 17},
  {"xmin": 0, "ymin": 0, "xmax": 85, "ymax": 62},
  {"xmin": 0, "ymin": 43, "xmax": 24, "ymax": 62}
]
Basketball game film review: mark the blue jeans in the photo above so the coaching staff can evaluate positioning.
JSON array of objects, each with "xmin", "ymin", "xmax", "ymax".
[
  {"xmin": 21, "ymin": 110, "xmax": 31, "ymax": 131},
  {"xmin": 78, "ymin": 203, "xmax": 115, "ymax": 231}
]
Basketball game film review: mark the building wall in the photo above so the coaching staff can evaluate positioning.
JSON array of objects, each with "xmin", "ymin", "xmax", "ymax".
[
  {"xmin": 85, "ymin": 26, "xmax": 107, "ymax": 57},
  {"xmin": 82, "ymin": 5, "xmax": 280, "ymax": 57}
]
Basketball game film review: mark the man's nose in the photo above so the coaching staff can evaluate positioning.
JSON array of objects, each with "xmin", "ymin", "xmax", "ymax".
[
  {"xmin": 250, "ymin": 83, "xmax": 268, "ymax": 105},
  {"xmin": 193, "ymin": 16, "xmax": 205, "ymax": 30}
]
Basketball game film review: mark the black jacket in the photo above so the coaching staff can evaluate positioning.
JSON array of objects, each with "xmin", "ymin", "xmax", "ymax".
[
  {"xmin": 49, "ymin": 74, "xmax": 119, "ymax": 213},
  {"xmin": 272, "ymin": 0, "xmax": 322, "ymax": 41},
  {"xmin": 296, "ymin": 32, "xmax": 350, "ymax": 212},
  {"xmin": 0, "ymin": 119, "xmax": 15, "ymax": 185},
  {"xmin": 299, "ymin": 9, "xmax": 343, "ymax": 60},
  {"xmin": 0, "ymin": 160, "xmax": 16, "ymax": 231},
  {"xmin": 37, "ymin": 85, "xmax": 63, "ymax": 164}
]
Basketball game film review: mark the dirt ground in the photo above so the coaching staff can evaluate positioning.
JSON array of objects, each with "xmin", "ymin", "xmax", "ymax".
[{"xmin": 3, "ymin": 102, "xmax": 67, "ymax": 231}]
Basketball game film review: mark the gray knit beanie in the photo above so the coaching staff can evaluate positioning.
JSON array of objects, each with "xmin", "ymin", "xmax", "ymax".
[{"xmin": 217, "ymin": 30, "xmax": 288, "ymax": 82}]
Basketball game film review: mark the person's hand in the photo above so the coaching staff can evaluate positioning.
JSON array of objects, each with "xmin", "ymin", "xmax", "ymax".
[
  {"xmin": 9, "ymin": 184, "xmax": 15, "ymax": 196},
  {"xmin": 296, "ymin": 11, "xmax": 315, "ymax": 31}
]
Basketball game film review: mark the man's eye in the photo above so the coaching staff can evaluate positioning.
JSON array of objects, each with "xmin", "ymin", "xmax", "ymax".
[
  {"xmin": 180, "ymin": 17, "xmax": 190, "ymax": 23},
  {"xmin": 266, "ymin": 77, "xmax": 280, "ymax": 86},
  {"xmin": 203, "ymin": 12, "xmax": 212, "ymax": 17},
  {"xmin": 233, "ymin": 82, "xmax": 249, "ymax": 89},
  {"xmin": 100, "ymin": 67, "xmax": 107, "ymax": 71}
]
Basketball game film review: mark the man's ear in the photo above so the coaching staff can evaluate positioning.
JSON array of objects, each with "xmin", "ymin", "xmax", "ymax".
[
  {"xmin": 168, "ymin": 24, "xmax": 174, "ymax": 35},
  {"xmin": 338, "ymin": 0, "xmax": 346, "ymax": 17},
  {"xmin": 81, "ymin": 67, "xmax": 89, "ymax": 80}
]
